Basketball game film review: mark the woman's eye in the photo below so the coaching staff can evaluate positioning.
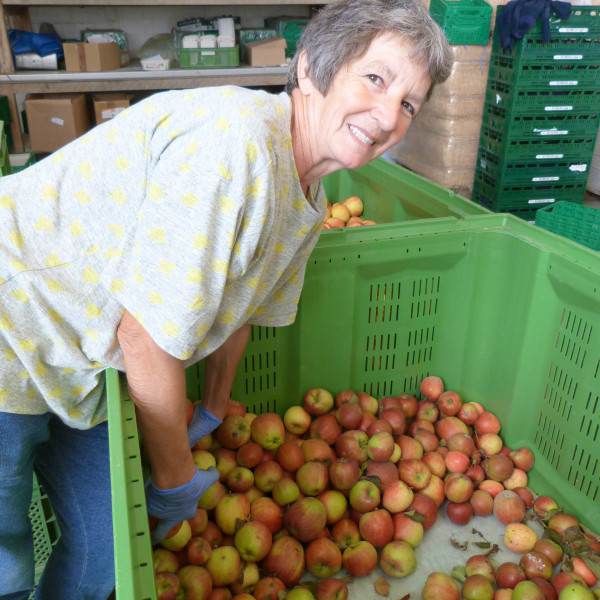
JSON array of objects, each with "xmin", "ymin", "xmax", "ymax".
[
  {"xmin": 402, "ymin": 101, "xmax": 414, "ymax": 115},
  {"xmin": 367, "ymin": 74, "xmax": 383, "ymax": 85}
]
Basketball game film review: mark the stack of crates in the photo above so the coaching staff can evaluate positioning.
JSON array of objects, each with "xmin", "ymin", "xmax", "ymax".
[
  {"xmin": 0, "ymin": 96, "xmax": 12, "ymax": 152},
  {"xmin": 472, "ymin": 7, "xmax": 600, "ymax": 221},
  {"xmin": 0, "ymin": 120, "xmax": 12, "ymax": 177}
]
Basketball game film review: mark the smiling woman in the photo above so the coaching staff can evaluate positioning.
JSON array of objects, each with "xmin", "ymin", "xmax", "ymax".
[{"xmin": 286, "ymin": 0, "xmax": 453, "ymax": 182}]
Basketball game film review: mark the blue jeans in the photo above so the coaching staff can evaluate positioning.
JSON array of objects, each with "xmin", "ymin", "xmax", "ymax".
[{"xmin": 0, "ymin": 412, "xmax": 114, "ymax": 600}]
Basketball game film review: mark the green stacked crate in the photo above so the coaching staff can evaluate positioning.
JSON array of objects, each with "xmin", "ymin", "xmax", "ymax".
[
  {"xmin": 0, "ymin": 96, "xmax": 11, "ymax": 152},
  {"xmin": 472, "ymin": 7, "xmax": 600, "ymax": 220},
  {"xmin": 429, "ymin": 0, "xmax": 492, "ymax": 45},
  {"xmin": 535, "ymin": 201, "xmax": 600, "ymax": 250},
  {"xmin": 0, "ymin": 121, "xmax": 12, "ymax": 177}
]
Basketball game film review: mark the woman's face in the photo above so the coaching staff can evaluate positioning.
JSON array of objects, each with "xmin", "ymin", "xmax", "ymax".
[{"xmin": 305, "ymin": 33, "xmax": 432, "ymax": 172}]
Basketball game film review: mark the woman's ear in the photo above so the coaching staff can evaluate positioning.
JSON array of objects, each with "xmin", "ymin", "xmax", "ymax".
[{"xmin": 296, "ymin": 50, "xmax": 315, "ymax": 96}]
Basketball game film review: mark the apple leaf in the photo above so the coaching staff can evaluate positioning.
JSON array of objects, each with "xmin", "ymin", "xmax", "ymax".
[
  {"xmin": 399, "ymin": 594, "xmax": 411, "ymax": 600},
  {"xmin": 567, "ymin": 541, "xmax": 594, "ymax": 557},
  {"xmin": 298, "ymin": 580, "xmax": 319, "ymax": 595},
  {"xmin": 583, "ymin": 557, "xmax": 600, "ymax": 578},
  {"xmin": 484, "ymin": 544, "xmax": 500, "ymax": 558},
  {"xmin": 563, "ymin": 526, "xmax": 585, "ymax": 543},
  {"xmin": 471, "ymin": 528, "xmax": 486, "ymax": 539},
  {"xmin": 450, "ymin": 537, "xmax": 468, "ymax": 551},
  {"xmin": 452, "ymin": 567, "xmax": 467, "ymax": 582},
  {"xmin": 360, "ymin": 475, "xmax": 382, "ymax": 487},
  {"xmin": 375, "ymin": 576, "xmax": 390, "ymax": 597},
  {"xmin": 404, "ymin": 510, "xmax": 426, "ymax": 523},
  {"xmin": 237, "ymin": 563, "xmax": 247, "ymax": 585},
  {"xmin": 340, "ymin": 576, "xmax": 355, "ymax": 584},
  {"xmin": 474, "ymin": 542, "xmax": 491, "ymax": 549},
  {"xmin": 235, "ymin": 518, "xmax": 246, "ymax": 533},
  {"xmin": 543, "ymin": 528, "xmax": 565, "ymax": 547}
]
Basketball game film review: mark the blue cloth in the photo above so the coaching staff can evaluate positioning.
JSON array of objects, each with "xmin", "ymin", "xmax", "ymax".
[
  {"xmin": 496, "ymin": 0, "xmax": 572, "ymax": 50},
  {"xmin": 0, "ymin": 412, "xmax": 114, "ymax": 600},
  {"xmin": 146, "ymin": 467, "xmax": 219, "ymax": 544},
  {"xmin": 187, "ymin": 404, "xmax": 222, "ymax": 447},
  {"xmin": 8, "ymin": 29, "xmax": 64, "ymax": 59}
]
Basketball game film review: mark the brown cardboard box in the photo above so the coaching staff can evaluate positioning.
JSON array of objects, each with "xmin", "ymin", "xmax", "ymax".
[
  {"xmin": 92, "ymin": 93, "xmax": 134, "ymax": 125},
  {"xmin": 119, "ymin": 50, "xmax": 131, "ymax": 67},
  {"xmin": 63, "ymin": 42, "xmax": 121, "ymax": 72},
  {"xmin": 25, "ymin": 93, "xmax": 91, "ymax": 153},
  {"xmin": 245, "ymin": 37, "xmax": 287, "ymax": 67}
]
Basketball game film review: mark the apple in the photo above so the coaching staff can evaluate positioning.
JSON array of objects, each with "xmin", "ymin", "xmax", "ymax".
[
  {"xmin": 331, "ymin": 518, "xmax": 360, "ymax": 551},
  {"xmin": 335, "ymin": 430, "xmax": 368, "ymax": 463},
  {"xmin": 155, "ymin": 571, "xmax": 180, "ymax": 600},
  {"xmin": 216, "ymin": 415, "xmax": 251, "ymax": 450},
  {"xmin": 420, "ymin": 474, "xmax": 446, "ymax": 508},
  {"xmin": 359, "ymin": 509, "xmax": 394, "ymax": 548},
  {"xmin": 436, "ymin": 417, "xmax": 469, "ymax": 443},
  {"xmin": 234, "ymin": 520, "xmax": 272, "ymax": 562},
  {"xmin": 309, "ymin": 414, "xmax": 342, "ymax": 446},
  {"xmin": 200, "ymin": 521, "xmax": 223, "ymax": 549},
  {"xmin": 303, "ymin": 389, "xmax": 334, "ymax": 415},
  {"xmin": 348, "ymin": 480, "xmax": 380, "ymax": 513},
  {"xmin": 367, "ymin": 431, "xmax": 395, "ymax": 462},
  {"xmin": 504, "ymin": 523, "xmax": 538, "ymax": 553},
  {"xmin": 409, "ymin": 419, "xmax": 435, "ymax": 436},
  {"xmin": 465, "ymin": 555, "xmax": 495, "ymax": 584},
  {"xmin": 214, "ymin": 494, "xmax": 251, "ymax": 536},
  {"xmin": 493, "ymin": 490, "xmax": 526, "ymax": 525},
  {"xmin": 364, "ymin": 460, "xmax": 400, "ymax": 489},
  {"xmin": 302, "ymin": 438, "xmax": 333, "ymax": 465},
  {"xmin": 367, "ymin": 419, "xmax": 393, "ymax": 437},
  {"xmin": 316, "ymin": 578, "xmax": 349, "ymax": 600},
  {"xmin": 558, "ymin": 584, "xmax": 595, "ymax": 600},
  {"xmin": 275, "ymin": 441, "xmax": 305, "ymax": 473},
  {"xmin": 533, "ymin": 538, "xmax": 563, "ymax": 567},
  {"xmin": 445, "ymin": 450, "xmax": 470, "ymax": 473},
  {"xmin": 413, "ymin": 429, "xmax": 439, "ymax": 453},
  {"xmin": 343, "ymin": 195, "xmax": 363, "ymax": 216},
  {"xmin": 186, "ymin": 536, "xmax": 212, "ymax": 567},
  {"xmin": 390, "ymin": 443, "xmax": 402, "ymax": 463},
  {"xmin": 496, "ymin": 562, "xmax": 527, "ymax": 589},
  {"xmin": 225, "ymin": 467, "xmax": 255, "ymax": 493},
  {"xmin": 342, "ymin": 541, "xmax": 378, "ymax": 577},
  {"xmin": 396, "ymin": 435, "xmax": 424, "ymax": 460},
  {"xmin": 483, "ymin": 454, "xmax": 514, "ymax": 482},
  {"xmin": 335, "ymin": 390, "xmax": 358, "ymax": 407},
  {"xmin": 213, "ymin": 448, "xmax": 238, "ymax": 482},
  {"xmin": 262, "ymin": 535, "xmax": 305, "ymax": 587},
  {"xmin": 380, "ymin": 396, "xmax": 401, "ymax": 412},
  {"xmin": 470, "ymin": 490, "xmax": 494, "ymax": 517},
  {"xmin": 420, "ymin": 376, "xmax": 444, "ymax": 400},
  {"xmin": 437, "ymin": 391, "xmax": 462, "ymax": 416},
  {"xmin": 392, "ymin": 512, "xmax": 424, "ymax": 548},
  {"xmin": 572, "ymin": 557, "xmax": 598, "ymax": 587},
  {"xmin": 244, "ymin": 485, "xmax": 264, "ymax": 504},
  {"xmin": 204, "ymin": 546, "xmax": 242, "ymax": 587},
  {"xmin": 551, "ymin": 573, "xmax": 588, "ymax": 596},
  {"xmin": 475, "ymin": 411, "xmax": 501, "ymax": 435},
  {"xmin": 193, "ymin": 433, "xmax": 212, "ymax": 452},
  {"xmin": 382, "ymin": 480, "xmax": 414, "ymax": 513},
  {"xmin": 250, "ymin": 413, "xmax": 285, "ymax": 451},
  {"xmin": 533, "ymin": 496, "xmax": 559, "ymax": 519},
  {"xmin": 329, "ymin": 458, "xmax": 361, "ymax": 490},
  {"xmin": 396, "ymin": 394, "xmax": 418, "ymax": 419},
  {"xmin": 512, "ymin": 581, "xmax": 546, "ymax": 600},
  {"xmin": 547, "ymin": 513, "xmax": 579, "ymax": 535},
  {"xmin": 379, "ymin": 540, "xmax": 416, "ymax": 578},
  {"xmin": 398, "ymin": 458, "xmax": 431, "ymax": 490},
  {"xmin": 296, "ymin": 461, "xmax": 329, "ymax": 496},
  {"xmin": 380, "ymin": 408, "xmax": 406, "ymax": 436},
  {"xmin": 317, "ymin": 489, "xmax": 348, "ymax": 525},
  {"xmin": 336, "ymin": 403, "xmax": 363, "ymax": 430},
  {"xmin": 462, "ymin": 574, "xmax": 495, "ymax": 600},
  {"xmin": 272, "ymin": 478, "xmax": 300, "ymax": 507},
  {"xmin": 357, "ymin": 411, "xmax": 376, "ymax": 433},
  {"xmin": 513, "ymin": 487, "xmax": 534, "ymax": 508},
  {"xmin": 283, "ymin": 497, "xmax": 327, "ymax": 543},
  {"xmin": 447, "ymin": 502, "xmax": 474, "ymax": 526},
  {"xmin": 153, "ymin": 548, "xmax": 179, "ymax": 574},
  {"xmin": 284, "ymin": 406, "xmax": 312, "ymax": 435},
  {"xmin": 478, "ymin": 480, "xmax": 504, "ymax": 498},
  {"xmin": 423, "ymin": 451, "xmax": 447, "ymax": 478},
  {"xmin": 529, "ymin": 579, "xmax": 556, "ymax": 600},
  {"xmin": 330, "ymin": 203, "xmax": 351, "ymax": 223},
  {"xmin": 519, "ymin": 551, "xmax": 554, "ymax": 580},
  {"xmin": 305, "ymin": 538, "xmax": 343, "ymax": 578},
  {"xmin": 160, "ymin": 520, "xmax": 192, "ymax": 552},
  {"xmin": 509, "ymin": 447, "xmax": 535, "ymax": 471},
  {"xmin": 417, "ymin": 400, "xmax": 439, "ymax": 423},
  {"xmin": 503, "ymin": 468, "xmax": 528, "ymax": 490},
  {"xmin": 408, "ymin": 493, "xmax": 438, "ymax": 531},
  {"xmin": 457, "ymin": 402, "xmax": 480, "ymax": 425},
  {"xmin": 286, "ymin": 588, "xmax": 318, "ymax": 600},
  {"xmin": 465, "ymin": 465, "xmax": 485, "ymax": 487},
  {"xmin": 254, "ymin": 460, "xmax": 284, "ymax": 493},
  {"xmin": 235, "ymin": 443, "xmax": 264, "ymax": 469},
  {"xmin": 253, "ymin": 577, "xmax": 286, "ymax": 600},
  {"xmin": 229, "ymin": 562, "xmax": 260, "ymax": 596},
  {"xmin": 251, "ymin": 497, "xmax": 283, "ymax": 534},
  {"xmin": 422, "ymin": 572, "xmax": 460, "ymax": 600},
  {"xmin": 357, "ymin": 392, "xmax": 378, "ymax": 415},
  {"xmin": 444, "ymin": 473, "xmax": 473, "ymax": 503},
  {"xmin": 193, "ymin": 450, "xmax": 217, "ymax": 471}
]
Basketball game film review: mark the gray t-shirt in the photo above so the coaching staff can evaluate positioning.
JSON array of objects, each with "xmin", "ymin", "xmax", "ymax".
[{"xmin": 0, "ymin": 86, "xmax": 326, "ymax": 428}]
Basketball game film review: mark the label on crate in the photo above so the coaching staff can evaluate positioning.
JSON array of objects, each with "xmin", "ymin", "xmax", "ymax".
[
  {"xmin": 532, "ymin": 177, "xmax": 560, "ymax": 181},
  {"xmin": 545, "ymin": 106, "xmax": 573, "ymax": 111},
  {"xmin": 537, "ymin": 130, "xmax": 569, "ymax": 135},
  {"xmin": 536, "ymin": 154, "xmax": 564, "ymax": 159},
  {"xmin": 51, "ymin": 118, "xmax": 64, "ymax": 126},
  {"xmin": 549, "ymin": 81, "xmax": 578, "ymax": 86},
  {"xmin": 558, "ymin": 28, "xmax": 588, "ymax": 33},
  {"xmin": 554, "ymin": 55, "xmax": 583, "ymax": 60},
  {"xmin": 528, "ymin": 199, "xmax": 555, "ymax": 204},
  {"xmin": 569, "ymin": 164, "xmax": 588, "ymax": 172}
]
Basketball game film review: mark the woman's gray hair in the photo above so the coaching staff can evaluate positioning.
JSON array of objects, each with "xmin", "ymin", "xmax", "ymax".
[{"xmin": 286, "ymin": 0, "xmax": 453, "ymax": 95}]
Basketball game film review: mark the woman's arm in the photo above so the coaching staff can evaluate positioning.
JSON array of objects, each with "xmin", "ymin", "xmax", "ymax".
[{"xmin": 117, "ymin": 310, "xmax": 194, "ymax": 490}]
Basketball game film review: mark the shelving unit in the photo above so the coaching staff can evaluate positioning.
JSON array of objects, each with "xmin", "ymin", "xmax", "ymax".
[{"xmin": 0, "ymin": 0, "xmax": 327, "ymax": 151}]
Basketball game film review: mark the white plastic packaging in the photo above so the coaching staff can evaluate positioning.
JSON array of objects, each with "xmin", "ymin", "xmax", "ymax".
[
  {"xmin": 15, "ymin": 52, "xmax": 58, "ymax": 70},
  {"xmin": 182, "ymin": 35, "xmax": 200, "ymax": 48}
]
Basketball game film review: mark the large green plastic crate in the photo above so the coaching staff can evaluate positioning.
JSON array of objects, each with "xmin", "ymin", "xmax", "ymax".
[
  {"xmin": 489, "ymin": 56, "xmax": 600, "ymax": 89},
  {"xmin": 264, "ymin": 17, "xmax": 309, "ymax": 57},
  {"xmin": 179, "ymin": 46, "xmax": 239, "ymax": 69},
  {"xmin": 107, "ymin": 213, "xmax": 600, "ymax": 598},
  {"xmin": 30, "ymin": 475, "xmax": 60, "ymax": 588},
  {"xmin": 485, "ymin": 81, "xmax": 600, "ymax": 114},
  {"xmin": 472, "ymin": 168, "xmax": 587, "ymax": 212},
  {"xmin": 429, "ymin": 0, "xmax": 492, "ymax": 44},
  {"xmin": 479, "ymin": 124, "xmax": 597, "ymax": 161},
  {"xmin": 9, "ymin": 152, "xmax": 36, "ymax": 174},
  {"xmin": 476, "ymin": 146, "xmax": 592, "ymax": 185},
  {"xmin": 483, "ymin": 102, "xmax": 600, "ymax": 139},
  {"xmin": 536, "ymin": 201, "xmax": 600, "ymax": 250},
  {"xmin": 320, "ymin": 158, "xmax": 489, "ymax": 229}
]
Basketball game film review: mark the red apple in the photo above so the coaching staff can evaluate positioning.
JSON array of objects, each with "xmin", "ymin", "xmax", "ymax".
[
  {"xmin": 533, "ymin": 496, "xmax": 559, "ymax": 519},
  {"xmin": 250, "ymin": 413, "xmax": 285, "ymax": 451},
  {"xmin": 367, "ymin": 431, "xmax": 395, "ymax": 462},
  {"xmin": 436, "ymin": 417, "xmax": 469, "ymax": 443},
  {"xmin": 348, "ymin": 480, "xmax": 380, "ymax": 513},
  {"xmin": 447, "ymin": 502, "xmax": 473, "ymax": 525},
  {"xmin": 509, "ymin": 447, "xmax": 535, "ymax": 472},
  {"xmin": 305, "ymin": 538, "xmax": 343, "ymax": 578},
  {"xmin": 336, "ymin": 403, "xmax": 363, "ymax": 430},
  {"xmin": 437, "ymin": 391, "xmax": 462, "ymax": 416},
  {"xmin": 533, "ymin": 538, "xmax": 563, "ymax": 567},
  {"xmin": 328, "ymin": 458, "xmax": 360, "ymax": 490},
  {"xmin": 296, "ymin": 461, "xmax": 329, "ymax": 497},
  {"xmin": 470, "ymin": 490, "xmax": 494, "ymax": 517},
  {"xmin": 408, "ymin": 493, "xmax": 438, "ymax": 531},
  {"xmin": 380, "ymin": 408, "xmax": 406, "ymax": 436},
  {"xmin": 204, "ymin": 546, "xmax": 242, "ymax": 587},
  {"xmin": 225, "ymin": 467, "xmax": 254, "ymax": 493},
  {"xmin": 462, "ymin": 575, "xmax": 495, "ymax": 600},
  {"xmin": 422, "ymin": 572, "xmax": 460, "ymax": 600},
  {"xmin": 153, "ymin": 548, "xmax": 179, "ymax": 574},
  {"xmin": 417, "ymin": 400, "xmax": 439, "ymax": 423},
  {"xmin": 262, "ymin": 535, "xmax": 305, "ymax": 587},
  {"xmin": 457, "ymin": 403, "xmax": 480, "ymax": 425},
  {"xmin": 283, "ymin": 406, "xmax": 312, "ymax": 435},
  {"xmin": 364, "ymin": 460, "xmax": 400, "ymax": 489},
  {"xmin": 513, "ymin": 487, "xmax": 534, "ymax": 509},
  {"xmin": 445, "ymin": 450, "xmax": 471, "ymax": 473},
  {"xmin": 235, "ymin": 443, "xmax": 264, "ymax": 469},
  {"xmin": 275, "ymin": 441, "xmax": 305, "ymax": 473},
  {"xmin": 496, "ymin": 562, "xmax": 527, "ymax": 589},
  {"xmin": 396, "ymin": 435, "xmax": 424, "ymax": 460},
  {"xmin": 213, "ymin": 448, "xmax": 238, "ymax": 483},
  {"xmin": 335, "ymin": 430, "xmax": 369, "ymax": 463},
  {"xmin": 186, "ymin": 536, "xmax": 212, "ymax": 566},
  {"xmin": 382, "ymin": 480, "xmax": 414, "ymax": 513},
  {"xmin": 475, "ymin": 412, "xmax": 501, "ymax": 435},
  {"xmin": 254, "ymin": 460, "xmax": 284, "ymax": 493},
  {"xmin": 253, "ymin": 578, "xmax": 286, "ymax": 600},
  {"xmin": 335, "ymin": 390, "xmax": 358, "ymax": 408},
  {"xmin": 359, "ymin": 509, "xmax": 394, "ymax": 548},
  {"xmin": 302, "ymin": 438, "xmax": 333, "ymax": 465},
  {"xmin": 398, "ymin": 458, "xmax": 431, "ymax": 490},
  {"xmin": 331, "ymin": 518, "xmax": 360, "ymax": 551},
  {"xmin": 216, "ymin": 415, "xmax": 251, "ymax": 450},
  {"xmin": 250, "ymin": 497, "xmax": 283, "ymax": 535},
  {"xmin": 520, "ymin": 551, "xmax": 553, "ymax": 581},
  {"xmin": 283, "ymin": 497, "xmax": 327, "ymax": 543},
  {"xmin": 392, "ymin": 512, "xmax": 424, "ymax": 548},
  {"xmin": 423, "ymin": 451, "xmax": 447, "ymax": 478},
  {"xmin": 155, "ymin": 571, "xmax": 180, "ymax": 600},
  {"xmin": 200, "ymin": 521, "xmax": 223, "ymax": 549},
  {"xmin": 187, "ymin": 509, "xmax": 209, "ymax": 537},
  {"xmin": 357, "ymin": 392, "xmax": 378, "ymax": 415},
  {"xmin": 379, "ymin": 540, "xmax": 417, "ymax": 578},
  {"xmin": 420, "ymin": 474, "xmax": 446, "ymax": 508},
  {"xmin": 234, "ymin": 520, "xmax": 272, "ymax": 563},
  {"xmin": 316, "ymin": 578, "xmax": 349, "ymax": 600},
  {"xmin": 493, "ymin": 490, "xmax": 526, "ymax": 525},
  {"xmin": 309, "ymin": 414, "xmax": 342, "ymax": 446},
  {"xmin": 304, "ymin": 389, "xmax": 335, "ymax": 415},
  {"xmin": 420, "ymin": 376, "xmax": 444, "ymax": 400},
  {"xmin": 397, "ymin": 394, "xmax": 418, "ymax": 419},
  {"xmin": 342, "ymin": 541, "xmax": 378, "ymax": 577},
  {"xmin": 444, "ymin": 473, "xmax": 473, "ymax": 503},
  {"xmin": 367, "ymin": 419, "xmax": 393, "ymax": 437}
]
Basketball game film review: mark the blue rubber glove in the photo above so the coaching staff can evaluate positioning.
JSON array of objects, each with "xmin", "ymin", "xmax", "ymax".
[
  {"xmin": 146, "ymin": 466, "xmax": 219, "ymax": 545},
  {"xmin": 188, "ymin": 404, "xmax": 222, "ymax": 447}
]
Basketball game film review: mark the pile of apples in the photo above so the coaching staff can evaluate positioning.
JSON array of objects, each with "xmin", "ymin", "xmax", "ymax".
[
  {"xmin": 149, "ymin": 376, "xmax": 600, "ymax": 600},
  {"xmin": 322, "ymin": 196, "xmax": 377, "ymax": 229}
]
